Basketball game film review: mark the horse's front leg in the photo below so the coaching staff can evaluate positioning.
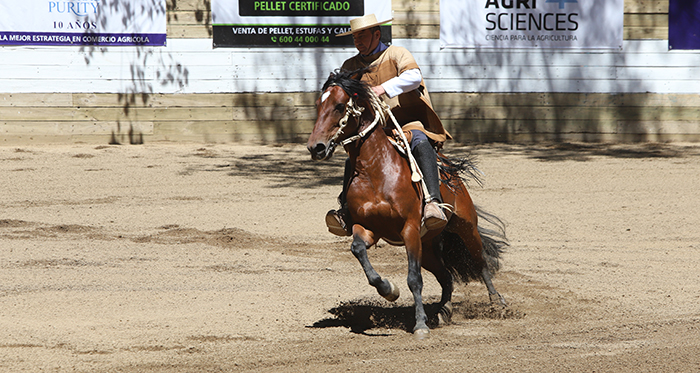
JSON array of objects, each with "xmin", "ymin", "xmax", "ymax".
[
  {"xmin": 404, "ymin": 226, "xmax": 429, "ymax": 338},
  {"xmin": 350, "ymin": 228, "xmax": 400, "ymax": 302}
]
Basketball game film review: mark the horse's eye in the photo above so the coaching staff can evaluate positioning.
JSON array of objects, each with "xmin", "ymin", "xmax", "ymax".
[{"xmin": 335, "ymin": 103, "xmax": 345, "ymax": 112}]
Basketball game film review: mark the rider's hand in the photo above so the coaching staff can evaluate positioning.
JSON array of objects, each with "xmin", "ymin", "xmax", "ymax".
[{"xmin": 372, "ymin": 85, "xmax": 386, "ymax": 97}]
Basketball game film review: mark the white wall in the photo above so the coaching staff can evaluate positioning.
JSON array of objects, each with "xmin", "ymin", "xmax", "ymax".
[{"xmin": 1, "ymin": 39, "xmax": 700, "ymax": 94}]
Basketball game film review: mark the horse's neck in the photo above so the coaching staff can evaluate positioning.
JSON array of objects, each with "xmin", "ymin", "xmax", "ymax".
[{"xmin": 347, "ymin": 114, "xmax": 400, "ymax": 174}]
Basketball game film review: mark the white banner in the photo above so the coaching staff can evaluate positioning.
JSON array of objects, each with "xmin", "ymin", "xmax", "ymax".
[
  {"xmin": 440, "ymin": 0, "xmax": 623, "ymax": 49},
  {"xmin": 0, "ymin": 0, "xmax": 166, "ymax": 46}
]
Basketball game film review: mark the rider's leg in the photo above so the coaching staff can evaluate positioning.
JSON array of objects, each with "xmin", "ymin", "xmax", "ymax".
[
  {"xmin": 325, "ymin": 158, "xmax": 353, "ymax": 236},
  {"xmin": 411, "ymin": 130, "xmax": 448, "ymax": 230}
]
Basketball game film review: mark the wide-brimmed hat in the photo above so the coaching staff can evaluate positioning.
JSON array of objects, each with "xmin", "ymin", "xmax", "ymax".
[{"xmin": 336, "ymin": 14, "xmax": 393, "ymax": 37}]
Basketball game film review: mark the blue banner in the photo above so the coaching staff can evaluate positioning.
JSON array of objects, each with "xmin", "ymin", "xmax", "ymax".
[{"xmin": 669, "ymin": 0, "xmax": 700, "ymax": 50}]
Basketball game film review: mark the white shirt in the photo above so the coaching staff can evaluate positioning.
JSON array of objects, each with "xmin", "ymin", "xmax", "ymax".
[{"xmin": 380, "ymin": 68, "xmax": 422, "ymax": 98}]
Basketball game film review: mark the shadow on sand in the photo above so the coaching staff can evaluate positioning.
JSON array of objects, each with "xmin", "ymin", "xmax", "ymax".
[
  {"xmin": 453, "ymin": 142, "xmax": 700, "ymax": 163},
  {"xmin": 310, "ymin": 299, "xmax": 521, "ymax": 335}
]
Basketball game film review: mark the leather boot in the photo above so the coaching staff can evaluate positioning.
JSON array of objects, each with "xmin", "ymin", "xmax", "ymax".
[
  {"xmin": 325, "ymin": 208, "xmax": 351, "ymax": 236},
  {"xmin": 412, "ymin": 140, "xmax": 448, "ymax": 230}
]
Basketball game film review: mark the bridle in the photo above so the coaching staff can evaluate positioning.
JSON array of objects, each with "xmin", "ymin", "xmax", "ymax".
[{"xmin": 326, "ymin": 84, "xmax": 386, "ymax": 147}]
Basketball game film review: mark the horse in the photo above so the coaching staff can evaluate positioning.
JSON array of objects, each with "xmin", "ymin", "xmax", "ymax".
[{"xmin": 306, "ymin": 69, "xmax": 508, "ymax": 338}]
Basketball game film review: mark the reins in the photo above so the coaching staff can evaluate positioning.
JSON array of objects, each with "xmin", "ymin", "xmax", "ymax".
[{"xmin": 327, "ymin": 84, "xmax": 427, "ymax": 188}]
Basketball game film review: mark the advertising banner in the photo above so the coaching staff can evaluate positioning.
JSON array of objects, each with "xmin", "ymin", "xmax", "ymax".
[
  {"xmin": 440, "ymin": 0, "xmax": 623, "ymax": 49},
  {"xmin": 0, "ymin": 0, "xmax": 167, "ymax": 47},
  {"xmin": 211, "ymin": 0, "xmax": 392, "ymax": 47},
  {"xmin": 669, "ymin": 0, "xmax": 700, "ymax": 50}
]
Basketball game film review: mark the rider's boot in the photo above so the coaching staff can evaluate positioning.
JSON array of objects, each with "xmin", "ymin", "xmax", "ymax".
[
  {"xmin": 412, "ymin": 139, "xmax": 448, "ymax": 230},
  {"xmin": 325, "ymin": 207, "xmax": 351, "ymax": 236},
  {"xmin": 326, "ymin": 158, "xmax": 353, "ymax": 236}
]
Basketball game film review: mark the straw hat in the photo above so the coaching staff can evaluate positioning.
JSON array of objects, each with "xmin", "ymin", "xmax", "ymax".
[{"xmin": 336, "ymin": 14, "xmax": 393, "ymax": 37}]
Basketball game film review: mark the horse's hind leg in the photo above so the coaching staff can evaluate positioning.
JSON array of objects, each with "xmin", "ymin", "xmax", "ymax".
[
  {"xmin": 467, "ymin": 230, "xmax": 507, "ymax": 307},
  {"xmin": 350, "ymin": 234, "xmax": 400, "ymax": 302},
  {"xmin": 421, "ymin": 237, "xmax": 454, "ymax": 325},
  {"xmin": 481, "ymin": 266, "xmax": 506, "ymax": 307},
  {"xmin": 450, "ymin": 215, "xmax": 507, "ymax": 307}
]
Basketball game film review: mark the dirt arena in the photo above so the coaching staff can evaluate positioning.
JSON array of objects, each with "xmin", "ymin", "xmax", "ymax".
[{"xmin": 1, "ymin": 142, "xmax": 699, "ymax": 372}]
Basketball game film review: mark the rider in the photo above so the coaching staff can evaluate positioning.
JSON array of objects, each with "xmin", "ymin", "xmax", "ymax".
[{"xmin": 325, "ymin": 13, "xmax": 452, "ymax": 237}]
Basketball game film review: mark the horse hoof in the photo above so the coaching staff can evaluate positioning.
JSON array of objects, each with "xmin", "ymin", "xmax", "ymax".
[
  {"xmin": 438, "ymin": 302, "xmax": 453, "ymax": 326},
  {"xmin": 381, "ymin": 280, "xmax": 400, "ymax": 302},
  {"xmin": 413, "ymin": 328, "xmax": 430, "ymax": 340},
  {"xmin": 490, "ymin": 293, "xmax": 507, "ymax": 307}
]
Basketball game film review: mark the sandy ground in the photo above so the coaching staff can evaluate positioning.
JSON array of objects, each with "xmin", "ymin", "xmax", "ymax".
[{"xmin": 1, "ymin": 141, "xmax": 699, "ymax": 372}]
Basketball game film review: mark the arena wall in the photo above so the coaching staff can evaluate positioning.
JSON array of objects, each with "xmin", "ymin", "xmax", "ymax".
[{"xmin": 2, "ymin": 0, "xmax": 699, "ymax": 144}]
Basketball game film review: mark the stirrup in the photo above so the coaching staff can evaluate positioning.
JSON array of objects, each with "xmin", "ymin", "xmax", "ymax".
[{"xmin": 325, "ymin": 209, "xmax": 351, "ymax": 236}]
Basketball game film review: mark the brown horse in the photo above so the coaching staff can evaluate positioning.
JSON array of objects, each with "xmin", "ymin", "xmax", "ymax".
[{"xmin": 307, "ymin": 69, "xmax": 507, "ymax": 338}]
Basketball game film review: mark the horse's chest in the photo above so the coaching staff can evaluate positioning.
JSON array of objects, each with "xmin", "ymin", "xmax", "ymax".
[
  {"xmin": 356, "ymin": 201, "xmax": 393, "ymax": 219},
  {"xmin": 347, "ymin": 166, "xmax": 411, "ymax": 215}
]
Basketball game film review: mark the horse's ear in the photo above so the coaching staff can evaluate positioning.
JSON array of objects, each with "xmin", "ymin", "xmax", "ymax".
[{"xmin": 322, "ymin": 69, "xmax": 341, "ymax": 91}]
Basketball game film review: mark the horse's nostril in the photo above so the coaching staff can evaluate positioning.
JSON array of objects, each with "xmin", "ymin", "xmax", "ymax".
[
  {"xmin": 308, "ymin": 142, "xmax": 334, "ymax": 161},
  {"xmin": 313, "ymin": 143, "xmax": 327, "ymax": 156}
]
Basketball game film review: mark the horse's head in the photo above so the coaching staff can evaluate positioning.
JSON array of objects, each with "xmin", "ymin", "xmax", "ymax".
[{"xmin": 307, "ymin": 69, "xmax": 374, "ymax": 161}]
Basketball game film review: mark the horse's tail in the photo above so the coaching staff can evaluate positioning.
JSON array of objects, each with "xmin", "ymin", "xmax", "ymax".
[
  {"xmin": 441, "ymin": 207, "xmax": 508, "ymax": 283},
  {"xmin": 475, "ymin": 205, "xmax": 508, "ymax": 273},
  {"xmin": 437, "ymin": 152, "xmax": 484, "ymax": 189},
  {"xmin": 436, "ymin": 152, "xmax": 508, "ymax": 282}
]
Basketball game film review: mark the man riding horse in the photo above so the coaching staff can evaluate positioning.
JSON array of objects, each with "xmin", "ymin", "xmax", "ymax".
[{"xmin": 326, "ymin": 14, "xmax": 452, "ymax": 237}]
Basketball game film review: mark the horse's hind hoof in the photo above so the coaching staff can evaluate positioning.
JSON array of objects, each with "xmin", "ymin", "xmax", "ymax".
[
  {"xmin": 489, "ymin": 293, "xmax": 507, "ymax": 307},
  {"xmin": 437, "ymin": 302, "xmax": 453, "ymax": 326},
  {"xmin": 380, "ymin": 280, "xmax": 400, "ymax": 302},
  {"xmin": 413, "ymin": 328, "xmax": 430, "ymax": 340}
]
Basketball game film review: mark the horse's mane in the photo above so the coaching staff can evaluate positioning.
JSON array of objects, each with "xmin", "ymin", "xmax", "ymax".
[{"xmin": 322, "ymin": 68, "xmax": 374, "ymax": 103}]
